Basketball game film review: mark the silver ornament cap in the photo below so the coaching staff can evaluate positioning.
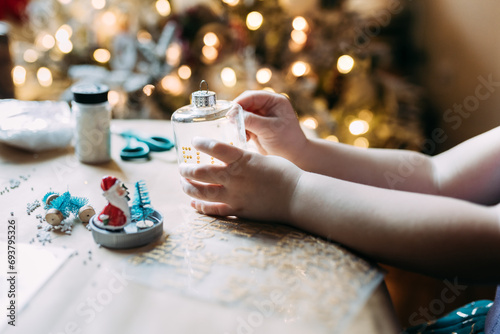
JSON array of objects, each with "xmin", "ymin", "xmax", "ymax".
[{"xmin": 192, "ymin": 80, "xmax": 216, "ymax": 108}]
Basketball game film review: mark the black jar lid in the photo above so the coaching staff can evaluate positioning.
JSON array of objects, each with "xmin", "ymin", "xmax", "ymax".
[{"xmin": 72, "ymin": 83, "xmax": 109, "ymax": 104}]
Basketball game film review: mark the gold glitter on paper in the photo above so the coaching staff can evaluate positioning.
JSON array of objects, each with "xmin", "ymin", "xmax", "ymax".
[{"xmin": 125, "ymin": 214, "xmax": 383, "ymax": 332}]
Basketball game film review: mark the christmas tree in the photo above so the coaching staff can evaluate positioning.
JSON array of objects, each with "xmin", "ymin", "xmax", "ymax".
[{"xmin": 4, "ymin": 0, "xmax": 425, "ymax": 150}]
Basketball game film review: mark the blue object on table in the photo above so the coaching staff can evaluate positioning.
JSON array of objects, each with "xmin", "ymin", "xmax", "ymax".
[
  {"xmin": 120, "ymin": 136, "xmax": 150, "ymax": 161},
  {"xmin": 403, "ymin": 299, "xmax": 493, "ymax": 334},
  {"xmin": 119, "ymin": 130, "xmax": 174, "ymax": 161}
]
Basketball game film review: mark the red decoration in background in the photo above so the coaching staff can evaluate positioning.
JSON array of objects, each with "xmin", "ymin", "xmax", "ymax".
[{"xmin": 0, "ymin": 0, "xmax": 30, "ymax": 22}]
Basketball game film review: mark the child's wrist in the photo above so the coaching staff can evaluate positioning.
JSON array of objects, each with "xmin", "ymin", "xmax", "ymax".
[
  {"xmin": 286, "ymin": 171, "xmax": 308, "ymax": 225},
  {"xmin": 284, "ymin": 137, "xmax": 310, "ymax": 166}
]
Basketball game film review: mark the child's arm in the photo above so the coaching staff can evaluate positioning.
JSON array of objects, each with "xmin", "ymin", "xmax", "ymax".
[
  {"xmin": 291, "ymin": 170, "xmax": 500, "ymax": 283},
  {"xmin": 180, "ymin": 138, "xmax": 500, "ymax": 283},
  {"xmin": 235, "ymin": 90, "xmax": 436, "ymax": 193},
  {"xmin": 236, "ymin": 91, "xmax": 500, "ymax": 204}
]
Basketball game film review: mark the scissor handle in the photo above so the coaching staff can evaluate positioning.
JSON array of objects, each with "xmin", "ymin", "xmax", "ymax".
[
  {"xmin": 120, "ymin": 137, "xmax": 151, "ymax": 161},
  {"xmin": 120, "ymin": 131, "xmax": 174, "ymax": 152},
  {"xmin": 144, "ymin": 136, "xmax": 174, "ymax": 152}
]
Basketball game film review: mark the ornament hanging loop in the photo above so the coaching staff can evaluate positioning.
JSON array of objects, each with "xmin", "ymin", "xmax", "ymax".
[
  {"xmin": 192, "ymin": 80, "xmax": 217, "ymax": 108},
  {"xmin": 200, "ymin": 80, "xmax": 209, "ymax": 92}
]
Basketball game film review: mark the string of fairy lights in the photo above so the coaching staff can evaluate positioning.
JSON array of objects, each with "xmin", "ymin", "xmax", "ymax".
[{"xmin": 8, "ymin": 0, "xmax": 424, "ymax": 150}]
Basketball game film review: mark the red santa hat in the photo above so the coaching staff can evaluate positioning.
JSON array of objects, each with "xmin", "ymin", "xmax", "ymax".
[{"xmin": 101, "ymin": 176, "xmax": 119, "ymax": 192}]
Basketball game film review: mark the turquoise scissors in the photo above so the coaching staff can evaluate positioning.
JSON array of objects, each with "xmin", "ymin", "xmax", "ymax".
[{"xmin": 119, "ymin": 130, "xmax": 174, "ymax": 161}]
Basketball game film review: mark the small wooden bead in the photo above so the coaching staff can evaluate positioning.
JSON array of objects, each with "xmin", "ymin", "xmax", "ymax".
[
  {"xmin": 45, "ymin": 194, "xmax": 59, "ymax": 206},
  {"xmin": 78, "ymin": 205, "xmax": 96, "ymax": 223},
  {"xmin": 45, "ymin": 209, "xmax": 64, "ymax": 226}
]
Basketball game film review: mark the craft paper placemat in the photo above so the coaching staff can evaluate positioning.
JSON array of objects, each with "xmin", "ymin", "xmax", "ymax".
[{"xmin": 123, "ymin": 214, "xmax": 384, "ymax": 333}]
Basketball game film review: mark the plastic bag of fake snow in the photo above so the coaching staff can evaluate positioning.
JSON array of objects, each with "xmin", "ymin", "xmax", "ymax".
[{"xmin": 0, "ymin": 100, "xmax": 74, "ymax": 152}]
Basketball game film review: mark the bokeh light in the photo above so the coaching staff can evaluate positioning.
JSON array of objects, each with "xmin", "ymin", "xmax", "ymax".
[
  {"xmin": 101, "ymin": 11, "xmax": 117, "ymax": 26},
  {"xmin": 161, "ymin": 75, "xmax": 183, "ymax": 95},
  {"xmin": 246, "ymin": 11, "xmax": 263, "ymax": 30},
  {"xmin": 12, "ymin": 66, "xmax": 26, "ymax": 86},
  {"xmin": 353, "ymin": 137, "xmax": 369, "ymax": 148},
  {"xmin": 58, "ymin": 40, "xmax": 73, "ymax": 53},
  {"xmin": 221, "ymin": 67, "xmax": 237, "ymax": 87},
  {"xmin": 349, "ymin": 119, "xmax": 369, "ymax": 135},
  {"xmin": 93, "ymin": 48, "xmax": 111, "ymax": 63},
  {"xmin": 337, "ymin": 55, "xmax": 355, "ymax": 74},
  {"xmin": 256, "ymin": 68, "xmax": 272, "ymax": 84},
  {"xmin": 291, "ymin": 61, "xmax": 310, "ymax": 77},
  {"xmin": 326, "ymin": 135, "xmax": 339, "ymax": 142},
  {"xmin": 222, "ymin": 0, "xmax": 239, "ymax": 5},
  {"xmin": 202, "ymin": 45, "xmax": 218, "ymax": 62},
  {"xmin": 108, "ymin": 90, "xmax": 120, "ymax": 106},
  {"xmin": 291, "ymin": 30, "xmax": 307, "ymax": 45},
  {"xmin": 23, "ymin": 49, "xmax": 38, "ymax": 63},
  {"xmin": 37, "ymin": 67, "xmax": 53, "ymax": 87},
  {"xmin": 91, "ymin": 0, "xmax": 106, "ymax": 10},
  {"xmin": 156, "ymin": 0, "xmax": 171, "ymax": 17},
  {"xmin": 178, "ymin": 65, "xmax": 192, "ymax": 80},
  {"xmin": 203, "ymin": 32, "xmax": 219, "ymax": 47},
  {"xmin": 143, "ymin": 84, "xmax": 155, "ymax": 97},
  {"xmin": 292, "ymin": 16, "xmax": 308, "ymax": 31},
  {"xmin": 302, "ymin": 117, "xmax": 318, "ymax": 129}
]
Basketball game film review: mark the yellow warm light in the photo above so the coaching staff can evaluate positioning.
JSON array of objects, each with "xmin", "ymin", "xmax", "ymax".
[
  {"xmin": 337, "ymin": 55, "xmax": 355, "ymax": 74},
  {"xmin": 203, "ymin": 32, "xmax": 219, "ymax": 47},
  {"xmin": 326, "ymin": 135, "xmax": 339, "ymax": 142},
  {"xmin": 291, "ymin": 61, "xmax": 310, "ymax": 77},
  {"xmin": 263, "ymin": 87, "xmax": 275, "ymax": 93},
  {"xmin": 358, "ymin": 109, "xmax": 373, "ymax": 122},
  {"xmin": 37, "ymin": 67, "xmax": 53, "ymax": 87},
  {"xmin": 166, "ymin": 43, "xmax": 182, "ymax": 66},
  {"xmin": 288, "ymin": 40, "xmax": 303, "ymax": 53},
  {"xmin": 222, "ymin": 0, "xmax": 239, "ymax": 6},
  {"xmin": 12, "ymin": 66, "xmax": 26, "ymax": 86},
  {"xmin": 256, "ymin": 68, "xmax": 272, "ymax": 84},
  {"xmin": 137, "ymin": 30, "xmax": 152, "ymax": 43},
  {"xmin": 93, "ymin": 48, "xmax": 111, "ymax": 63},
  {"xmin": 202, "ymin": 45, "xmax": 218, "ymax": 62},
  {"xmin": 246, "ymin": 11, "xmax": 263, "ymax": 31},
  {"xmin": 23, "ymin": 49, "xmax": 38, "ymax": 63},
  {"xmin": 353, "ymin": 137, "xmax": 369, "ymax": 148},
  {"xmin": 55, "ymin": 26, "xmax": 72, "ymax": 42},
  {"xmin": 291, "ymin": 30, "xmax": 307, "ymax": 45},
  {"xmin": 143, "ymin": 84, "xmax": 155, "ymax": 97},
  {"xmin": 161, "ymin": 75, "xmax": 183, "ymax": 95},
  {"xmin": 178, "ymin": 65, "xmax": 192, "ymax": 80},
  {"xmin": 91, "ymin": 0, "xmax": 106, "ymax": 10},
  {"xmin": 349, "ymin": 119, "xmax": 369, "ymax": 135},
  {"xmin": 58, "ymin": 0, "xmax": 72, "ymax": 4},
  {"xmin": 221, "ymin": 67, "xmax": 237, "ymax": 87},
  {"xmin": 58, "ymin": 40, "xmax": 73, "ymax": 54},
  {"xmin": 292, "ymin": 16, "xmax": 308, "ymax": 31},
  {"xmin": 108, "ymin": 90, "xmax": 120, "ymax": 106},
  {"xmin": 156, "ymin": 0, "xmax": 171, "ymax": 17},
  {"xmin": 101, "ymin": 11, "xmax": 117, "ymax": 26},
  {"xmin": 302, "ymin": 117, "xmax": 318, "ymax": 130},
  {"xmin": 40, "ymin": 34, "xmax": 55, "ymax": 50},
  {"xmin": 161, "ymin": 75, "xmax": 184, "ymax": 95}
]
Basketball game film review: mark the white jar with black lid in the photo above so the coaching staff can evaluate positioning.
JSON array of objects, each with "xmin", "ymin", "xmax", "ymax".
[{"xmin": 72, "ymin": 83, "xmax": 111, "ymax": 164}]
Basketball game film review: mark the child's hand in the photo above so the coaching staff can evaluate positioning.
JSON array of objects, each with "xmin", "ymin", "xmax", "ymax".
[
  {"xmin": 234, "ymin": 90, "xmax": 308, "ymax": 164},
  {"xmin": 179, "ymin": 137, "xmax": 303, "ymax": 222}
]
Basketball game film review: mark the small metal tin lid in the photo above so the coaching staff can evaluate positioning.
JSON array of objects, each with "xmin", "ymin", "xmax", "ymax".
[
  {"xmin": 72, "ymin": 83, "xmax": 109, "ymax": 104},
  {"xmin": 88, "ymin": 209, "xmax": 164, "ymax": 249},
  {"xmin": 191, "ymin": 80, "xmax": 216, "ymax": 108}
]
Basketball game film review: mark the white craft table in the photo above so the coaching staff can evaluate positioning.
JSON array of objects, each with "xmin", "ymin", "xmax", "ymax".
[{"xmin": 0, "ymin": 120, "xmax": 399, "ymax": 334}]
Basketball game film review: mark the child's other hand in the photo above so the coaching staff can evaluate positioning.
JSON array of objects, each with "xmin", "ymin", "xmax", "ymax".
[
  {"xmin": 234, "ymin": 90, "xmax": 308, "ymax": 163},
  {"xmin": 179, "ymin": 137, "xmax": 303, "ymax": 222}
]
